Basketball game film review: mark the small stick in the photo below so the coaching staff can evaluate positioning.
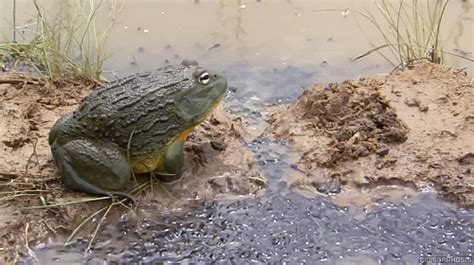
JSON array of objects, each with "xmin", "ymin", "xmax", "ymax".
[
  {"xmin": 24, "ymin": 223, "xmax": 39, "ymax": 262},
  {"xmin": 0, "ymin": 78, "xmax": 41, "ymax": 85},
  {"xmin": 25, "ymin": 138, "xmax": 39, "ymax": 174}
]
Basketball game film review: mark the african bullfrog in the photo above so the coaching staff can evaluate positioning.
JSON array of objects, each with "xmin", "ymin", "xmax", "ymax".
[{"xmin": 48, "ymin": 60, "xmax": 228, "ymax": 201}]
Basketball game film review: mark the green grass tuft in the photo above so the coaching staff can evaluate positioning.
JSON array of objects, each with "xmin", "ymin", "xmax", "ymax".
[
  {"xmin": 357, "ymin": 0, "xmax": 449, "ymax": 68},
  {"xmin": 315, "ymin": 1, "xmax": 474, "ymax": 69},
  {"xmin": 1, "ymin": 0, "xmax": 123, "ymax": 83}
]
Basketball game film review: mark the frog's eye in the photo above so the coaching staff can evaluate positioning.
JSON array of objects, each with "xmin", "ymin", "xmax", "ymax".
[{"xmin": 198, "ymin": 72, "xmax": 210, "ymax": 85}]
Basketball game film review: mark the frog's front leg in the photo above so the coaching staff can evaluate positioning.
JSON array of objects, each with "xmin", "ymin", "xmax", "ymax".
[
  {"xmin": 51, "ymin": 139, "xmax": 135, "ymax": 203},
  {"xmin": 155, "ymin": 139, "xmax": 185, "ymax": 183}
]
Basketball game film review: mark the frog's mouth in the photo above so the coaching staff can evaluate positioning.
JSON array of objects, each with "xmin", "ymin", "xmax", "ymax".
[
  {"xmin": 193, "ymin": 92, "xmax": 226, "ymax": 125},
  {"xmin": 178, "ymin": 76, "xmax": 228, "ymax": 128}
]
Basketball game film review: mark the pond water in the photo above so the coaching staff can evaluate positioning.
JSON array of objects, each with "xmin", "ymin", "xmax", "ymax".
[
  {"xmin": 1, "ymin": 0, "xmax": 472, "ymax": 80},
  {"xmin": 2, "ymin": 0, "xmax": 473, "ymax": 264}
]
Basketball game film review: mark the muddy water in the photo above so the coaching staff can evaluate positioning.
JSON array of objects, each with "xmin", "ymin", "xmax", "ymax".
[
  {"xmin": 2, "ymin": 0, "xmax": 473, "ymax": 264},
  {"xmin": 1, "ymin": 0, "xmax": 472, "ymax": 78},
  {"xmin": 103, "ymin": 0, "xmax": 473, "ymax": 76}
]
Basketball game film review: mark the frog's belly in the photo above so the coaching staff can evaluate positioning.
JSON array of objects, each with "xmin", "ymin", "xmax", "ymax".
[
  {"xmin": 129, "ymin": 127, "xmax": 194, "ymax": 174},
  {"xmin": 130, "ymin": 151, "xmax": 165, "ymax": 174}
]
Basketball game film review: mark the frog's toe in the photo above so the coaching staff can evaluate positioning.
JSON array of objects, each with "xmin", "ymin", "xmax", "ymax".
[
  {"xmin": 155, "ymin": 172, "xmax": 184, "ymax": 183},
  {"xmin": 108, "ymin": 191, "xmax": 138, "ymax": 205}
]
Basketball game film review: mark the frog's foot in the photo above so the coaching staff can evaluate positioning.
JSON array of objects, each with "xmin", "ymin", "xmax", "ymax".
[
  {"xmin": 51, "ymin": 139, "xmax": 133, "ymax": 201},
  {"xmin": 154, "ymin": 171, "xmax": 184, "ymax": 184}
]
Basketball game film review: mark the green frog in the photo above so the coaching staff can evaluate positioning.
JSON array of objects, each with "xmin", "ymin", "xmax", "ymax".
[{"xmin": 48, "ymin": 60, "xmax": 228, "ymax": 201}]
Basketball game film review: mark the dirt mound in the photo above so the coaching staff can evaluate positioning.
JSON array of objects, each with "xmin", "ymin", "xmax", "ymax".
[
  {"xmin": 0, "ymin": 72, "xmax": 262, "ymax": 263},
  {"xmin": 269, "ymin": 79, "xmax": 408, "ymax": 167},
  {"xmin": 267, "ymin": 63, "xmax": 473, "ymax": 208}
]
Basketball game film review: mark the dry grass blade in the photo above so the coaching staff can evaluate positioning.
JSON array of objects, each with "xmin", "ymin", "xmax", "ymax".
[
  {"xmin": 353, "ymin": 44, "xmax": 392, "ymax": 61},
  {"xmin": 127, "ymin": 127, "xmax": 138, "ymax": 185},
  {"xmin": 0, "ymin": 193, "xmax": 44, "ymax": 204},
  {"xmin": 155, "ymin": 181, "xmax": 173, "ymax": 198},
  {"xmin": 12, "ymin": 0, "xmax": 17, "ymax": 42},
  {"xmin": 21, "ymin": 196, "xmax": 110, "ymax": 210},
  {"xmin": 65, "ymin": 180, "xmax": 152, "ymax": 247},
  {"xmin": 65, "ymin": 206, "xmax": 107, "ymax": 245},
  {"xmin": 86, "ymin": 202, "xmax": 114, "ymax": 251},
  {"xmin": 300, "ymin": 184, "xmax": 324, "ymax": 196},
  {"xmin": 248, "ymin": 173, "xmax": 269, "ymax": 186}
]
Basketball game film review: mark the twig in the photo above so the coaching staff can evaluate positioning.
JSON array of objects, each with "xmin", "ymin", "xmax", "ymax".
[
  {"xmin": 25, "ymin": 138, "xmax": 40, "ymax": 174},
  {"xmin": 42, "ymin": 220, "xmax": 56, "ymax": 235},
  {"xmin": 0, "ymin": 189, "xmax": 48, "ymax": 194},
  {"xmin": 24, "ymin": 223, "xmax": 39, "ymax": 262},
  {"xmin": 0, "ymin": 78, "xmax": 40, "ymax": 85},
  {"xmin": 0, "ymin": 172, "xmax": 21, "ymax": 179}
]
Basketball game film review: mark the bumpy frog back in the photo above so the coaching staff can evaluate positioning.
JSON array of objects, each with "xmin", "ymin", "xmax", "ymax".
[{"xmin": 70, "ymin": 64, "xmax": 197, "ymax": 156}]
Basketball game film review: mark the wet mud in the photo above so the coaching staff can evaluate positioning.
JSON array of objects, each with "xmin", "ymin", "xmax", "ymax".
[
  {"xmin": 267, "ymin": 63, "xmax": 474, "ymax": 207},
  {"xmin": 0, "ymin": 72, "xmax": 261, "ymax": 263}
]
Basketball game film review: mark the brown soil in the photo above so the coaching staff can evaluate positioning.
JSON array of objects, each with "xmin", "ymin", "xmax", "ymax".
[
  {"xmin": 267, "ymin": 63, "xmax": 473, "ymax": 208},
  {"xmin": 0, "ymin": 72, "xmax": 262, "ymax": 263}
]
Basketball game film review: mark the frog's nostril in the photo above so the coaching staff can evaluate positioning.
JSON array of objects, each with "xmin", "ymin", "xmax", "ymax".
[{"xmin": 213, "ymin": 74, "xmax": 217, "ymax": 78}]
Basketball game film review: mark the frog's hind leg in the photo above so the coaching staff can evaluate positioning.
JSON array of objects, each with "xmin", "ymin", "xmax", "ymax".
[
  {"xmin": 48, "ymin": 113, "xmax": 72, "ymax": 145},
  {"xmin": 51, "ymin": 139, "xmax": 135, "ymax": 203}
]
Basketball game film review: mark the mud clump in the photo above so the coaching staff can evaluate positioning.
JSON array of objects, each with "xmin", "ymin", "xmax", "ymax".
[
  {"xmin": 0, "ymin": 72, "xmax": 261, "ymax": 263},
  {"xmin": 268, "ymin": 63, "xmax": 474, "ymax": 208},
  {"xmin": 269, "ymin": 79, "xmax": 408, "ymax": 167}
]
